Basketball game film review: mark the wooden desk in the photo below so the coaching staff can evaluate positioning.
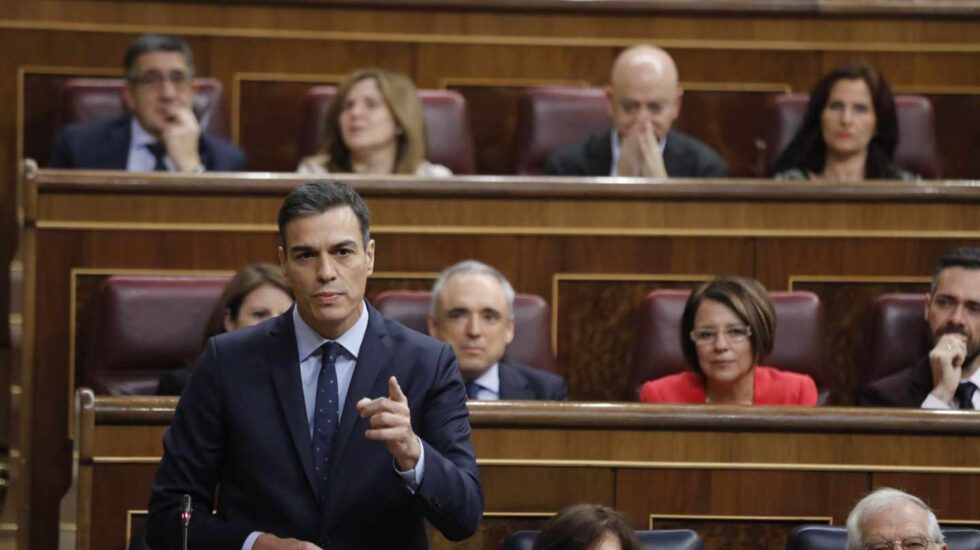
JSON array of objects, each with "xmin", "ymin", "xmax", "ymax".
[
  {"xmin": 72, "ymin": 391, "xmax": 980, "ymax": 550},
  {"xmin": 22, "ymin": 170, "xmax": 980, "ymax": 547}
]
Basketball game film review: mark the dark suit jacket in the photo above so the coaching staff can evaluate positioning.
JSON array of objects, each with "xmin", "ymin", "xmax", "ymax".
[
  {"xmin": 146, "ymin": 304, "xmax": 483, "ymax": 549},
  {"xmin": 638, "ymin": 366, "xmax": 818, "ymax": 405},
  {"xmin": 498, "ymin": 360, "xmax": 568, "ymax": 400},
  {"xmin": 47, "ymin": 116, "xmax": 246, "ymax": 171},
  {"xmin": 860, "ymin": 357, "xmax": 934, "ymax": 407},
  {"xmin": 542, "ymin": 128, "xmax": 728, "ymax": 178},
  {"xmin": 156, "ymin": 365, "xmax": 193, "ymax": 396}
]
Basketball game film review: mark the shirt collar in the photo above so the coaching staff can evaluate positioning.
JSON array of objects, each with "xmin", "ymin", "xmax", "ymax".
[
  {"xmin": 471, "ymin": 363, "xmax": 500, "ymax": 395},
  {"xmin": 130, "ymin": 117, "xmax": 158, "ymax": 149},
  {"xmin": 292, "ymin": 301, "xmax": 369, "ymax": 362}
]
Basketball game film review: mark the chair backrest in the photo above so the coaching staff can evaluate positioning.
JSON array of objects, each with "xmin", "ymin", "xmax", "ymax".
[
  {"xmin": 765, "ymin": 93, "xmax": 939, "ymax": 178},
  {"xmin": 505, "ymin": 529, "xmax": 704, "ymax": 550},
  {"xmin": 298, "ymin": 86, "xmax": 476, "ymax": 174},
  {"xmin": 787, "ymin": 525, "xmax": 980, "ymax": 550},
  {"xmin": 83, "ymin": 275, "xmax": 230, "ymax": 395},
  {"xmin": 373, "ymin": 289, "xmax": 556, "ymax": 373},
  {"xmin": 628, "ymin": 289, "xmax": 826, "ymax": 399},
  {"xmin": 863, "ymin": 293, "xmax": 930, "ymax": 386},
  {"xmin": 57, "ymin": 77, "xmax": 229, "ymax": 138},
  {"xmin": 512, "ymin": 86, "xmax": 612, "ymax": 175}
]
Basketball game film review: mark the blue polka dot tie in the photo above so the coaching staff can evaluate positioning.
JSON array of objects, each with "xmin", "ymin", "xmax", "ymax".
[{"xmin": 312, "ymin": 342, "xmax": 341, "ymax": 502}]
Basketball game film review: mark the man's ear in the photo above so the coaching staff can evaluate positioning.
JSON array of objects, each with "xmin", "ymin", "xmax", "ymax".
[
  {"xmin": 504, "ymin": 315, "xmax": 515, "ymax": 346},
  {"xmin": 674, "ymin": 87, "xmax": 685, "ymax": 113},
  {"xmin": 365, "ymin": 239, "xmax": 376, "ymax": 276},
  {"xmin": 427, "ymin": 316, "xmax": 438, "ymax": 337},
  {"xmin": 604, "ymin": 85, "xmax": 616, "ymax": 117},
  {"xmin": 277, "ymin": 246, "xmax": 288, "ymax": 275}
]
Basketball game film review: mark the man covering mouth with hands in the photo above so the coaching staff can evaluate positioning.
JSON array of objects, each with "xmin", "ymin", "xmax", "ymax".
[
  {"xmin": 543, "ymin": 44, "xmax": 727, "ymax": 179},
  {"xmin": 862, "ymin": 247, "xmax": 980, "ymax": 409}
]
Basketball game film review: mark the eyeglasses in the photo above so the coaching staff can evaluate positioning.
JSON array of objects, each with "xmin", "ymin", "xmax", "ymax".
[
  {"xmin": 863, "ymin": 535, "xmax": 933, "ymax": 550},
  {"xmin": 689, "ymin": 326, "xmax": 752, "ymax": 345},
  {"xmin": 128, "ymin": 70, "xmax": 191, "ymax": 89}
]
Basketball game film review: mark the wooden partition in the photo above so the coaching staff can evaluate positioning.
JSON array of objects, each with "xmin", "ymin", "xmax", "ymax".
[
  {"xmin": 72, "ymin": 390, "xmax": 980, "ymax": 550},
  {"xmin": 20, "ymin": 169, "xmax": 980, "ymax": 547}
]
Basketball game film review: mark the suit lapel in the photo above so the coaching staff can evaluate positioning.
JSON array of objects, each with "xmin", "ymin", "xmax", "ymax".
[
  {"xmin": 498, "ymin": 362, "xmax": 533, "ymax": 400},
  {"xmin": 586, "ymin": 130, "xmax": 614, "ymax": 176},
  {"xmin": 98, "ymin": 117, "xmax": 132, "ymax": 169},
  {"xmin": 267, "ymin": 311, "xmax": 321, "ymax": 500},
  {"xmin": 661, "ymin": 131, "xmax": 683, "ymax": 177},
  {"xmin": 331, "ymin": 304, "xmax": 391, "ymax": 473}
]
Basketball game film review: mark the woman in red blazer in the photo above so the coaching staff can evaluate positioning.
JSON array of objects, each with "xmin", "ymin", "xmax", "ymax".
[{"xmin": 639, "ymin": 277, "xmax": 818, "ymax": 406}]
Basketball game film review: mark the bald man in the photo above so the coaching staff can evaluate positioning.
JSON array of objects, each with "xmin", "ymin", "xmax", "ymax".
[{"xmin": 544, "ymin": 45, "xmax": 727, "ymax": 178}]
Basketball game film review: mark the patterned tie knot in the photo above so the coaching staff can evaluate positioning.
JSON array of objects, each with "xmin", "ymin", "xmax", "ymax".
[{"xmin": 323, "ymin": 341, "xmax": 341, "ymax": 363}]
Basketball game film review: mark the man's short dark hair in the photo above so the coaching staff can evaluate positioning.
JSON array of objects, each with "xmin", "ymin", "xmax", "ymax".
[
  {"xmin": 931, "ymin": 247, "xmax": 980, "ymax": 293},
  {"xmin": 123, "ymin": 34, "xmax": 195, "ymax": 80},
  {"xmin": 278, "ymin": 180, "xmax": 371, "ymax": 247}
]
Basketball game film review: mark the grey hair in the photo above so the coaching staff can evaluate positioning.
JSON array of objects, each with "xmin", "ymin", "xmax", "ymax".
[
  {"xmin": 429, "ymin": 260, "xmax": 515, "ymax": 318},
  {"xmin": 846, "ymin": 488, "xmax": 944, "ymax": 550}
]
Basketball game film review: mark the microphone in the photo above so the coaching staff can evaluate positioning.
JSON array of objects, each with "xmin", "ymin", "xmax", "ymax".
[{"xmin": 180, "ymin": 494, "xmax": 193, "ymax": 550}]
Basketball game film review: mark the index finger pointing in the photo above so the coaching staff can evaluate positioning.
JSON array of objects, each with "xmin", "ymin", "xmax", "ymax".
[{"xmin": 388, "ymin": 376, "xmax": 407, "ymax": 403}]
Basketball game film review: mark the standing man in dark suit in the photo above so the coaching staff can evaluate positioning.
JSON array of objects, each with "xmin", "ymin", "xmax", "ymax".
[
  {"xmin": 543, "ymin": 45, "xmax": 727, "ymax": 179},
  {"xmin": 146, "ymin": 181, "xmax": 482, "ymax": 549},
  {"xmin": 862, "ymin": 247, "xmax": 980, "ymax": 409},
  {"xmin": 428, "ymin": 260, "xmax": 568, "ymax": 401},
  {"xmin": 48, "ymin": 34, "xmax": 245, "ymax": 172}
]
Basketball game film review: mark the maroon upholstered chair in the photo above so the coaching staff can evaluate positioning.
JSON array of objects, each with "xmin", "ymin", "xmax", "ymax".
[
  {"xmin": 298, "ymin": 86, "xmax": 476, "ymax": 174},
  {"xmin": 56, "ymin": 77, "xmax": 229, "ymax": 138},
  {"xmin": 862, "ymin": 293, "xmax": 930, "ymax": 387},
  {"xmin": 765, "ymin": 93, "xmax": 939, "ymax": 178},
  {"xmin": 628, "ymin": 289, "xmax": 826, "ymax": 401},
  {"xmin": 83, "ymin": 275, "xmax": 230, "ymax": 395},
  {"xmin": 512, "ymin": 87, "xmax": 611, "ymax": 175},
  {"xmin": 373, "ymin": 290, "xmax": 557, "ymax": 373}
]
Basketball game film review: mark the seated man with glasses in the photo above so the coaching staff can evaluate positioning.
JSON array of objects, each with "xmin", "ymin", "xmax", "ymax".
[
  {"xmin": 48, "ymin": 33, "xmax": 245, "ymax": 172},
  {"xmin": 639, "ymin": 276, "xmax": 817, "ymax": 405},
  {"xmin": 847, "ymin": 487, "xmax": 947, "ymax": 550}
]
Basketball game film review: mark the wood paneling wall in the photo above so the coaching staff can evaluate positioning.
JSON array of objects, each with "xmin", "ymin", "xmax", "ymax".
[
  {"xmin": 73, "ymin": 394, "xmax": 980, "ymax": 550},
  {"xmin": 3, "ymin": 2, "xmax": 980, "ymax": 548},
  {"xmin": 21, "ymin": 172, "xmax": 980, "ymax": 547}
]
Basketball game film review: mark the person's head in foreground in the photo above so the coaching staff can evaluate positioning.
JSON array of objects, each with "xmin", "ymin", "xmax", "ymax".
[
  {"xmin": 277, "ymin": 180, "xmax": 375, "ymax": 339},
  {"xmin": 532, "ymin": 504, "xmax": 641, "ymax": 550},
  {"xmin": 770, "ymin": 62, "xmax": 905, "ymax": 181},
  {"xmin": 846, "ymin": 487, "xmax": 946, "ymax": 550}
]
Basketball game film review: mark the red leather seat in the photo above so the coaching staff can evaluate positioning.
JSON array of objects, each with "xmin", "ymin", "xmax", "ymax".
[
  {"xmin": 766, "ymin": 93, "xmax": 939, "ymax": 178},
  {"xmin": 628, "ymin": 289, "xmax": 826, "ymax": 400},
  {"xmin": 373, "ymin": 290, "xmax": 557, "ymax": 373},
  {"xmin": 862, "ymin": 293, "xmax": 930, "ymax": 387},
  {"xmin": 57, "ymin": 77, "xmax": 230, "ymax": 138},
  {"xmin": 298, "ymin": 86, "xmax": 476, "ymax": 174},
  {"xmin": 82, "ymin": 275, "xmax": 230, "ymax": 395},
  {"xmin": 512, "ymin": 87, "xmax": 611, "ymax": 175}
]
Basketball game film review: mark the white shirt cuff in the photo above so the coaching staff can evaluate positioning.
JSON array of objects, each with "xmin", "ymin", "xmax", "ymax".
[
  {"xmin": 394, "ymin": 436, "xmax": 425, "ymax": 492},
  {"xmin": 242, "ymin": 531, "xmax": 263, "ymax": 550}
]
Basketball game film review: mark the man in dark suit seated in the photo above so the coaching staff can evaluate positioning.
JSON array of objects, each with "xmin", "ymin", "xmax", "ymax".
[
  {"xmin": 48, "ymin": 33, "xmax": 245, "ymax": 172},
  {"xmin": 428, "ymin": 260, "xmax": 568, "ymax": 401},
  {"xmin": 543, "ymin": 44, "xmax": 727, "ymax": 179},
  {"xmin": 862, "ymin": 247, "xmax": 980, "ymax": 409},
  {"xmin": 146, "ymin": 181, "xmax": 482, "ymax": 549}
]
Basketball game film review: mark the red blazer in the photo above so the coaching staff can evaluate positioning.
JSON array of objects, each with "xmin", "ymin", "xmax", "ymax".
[{"xmin": 639, "ymin": 366, "xmax": 818, "ymax": 406}]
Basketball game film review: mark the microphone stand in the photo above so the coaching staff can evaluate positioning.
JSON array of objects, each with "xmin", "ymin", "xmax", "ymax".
[{"xmin": 180, "ymin": 494, "xmax": 193, "ymax": 550}]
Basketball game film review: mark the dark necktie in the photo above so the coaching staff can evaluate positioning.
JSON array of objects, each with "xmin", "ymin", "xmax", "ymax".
[
  {"xmin": 146, "ymin": 142, "xmax": 168, "ymax": 171},
  {"xmin": 955, "ymin": 381, "xmax": 977, "ymax": 410},
  {"xmin": 312, "ymin": 342, "xmax": 342, "ymax": 501},
  {"xmin": 465, "ymin": 382, "xmax": 481, "ymax": 400}
]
